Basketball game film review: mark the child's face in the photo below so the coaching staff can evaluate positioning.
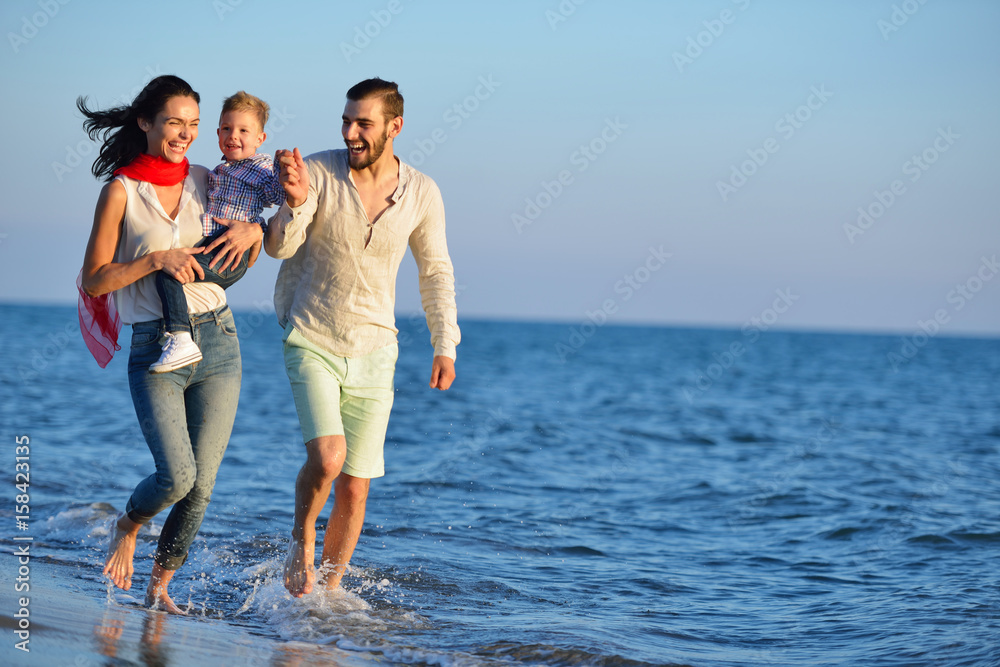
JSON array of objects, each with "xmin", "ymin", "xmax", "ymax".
[{"xmin": 217, "ymin": 110, "xmax": 265, "ymax": 161}]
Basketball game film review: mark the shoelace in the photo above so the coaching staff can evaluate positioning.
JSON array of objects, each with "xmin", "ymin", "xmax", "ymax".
[{"xmin": 161, "ymin": 334, "xmax": 181, "ymax": 352}]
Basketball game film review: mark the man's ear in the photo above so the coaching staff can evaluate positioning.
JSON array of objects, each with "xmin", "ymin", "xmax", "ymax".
[{"xmin": 388, "ymin": 115, "xmax": 403, "ymax": 139}]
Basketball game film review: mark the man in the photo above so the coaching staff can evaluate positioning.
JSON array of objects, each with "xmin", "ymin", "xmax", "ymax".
[{"xmin": 265, "ymin": 78, "xmax": 459, "ymax": 597}]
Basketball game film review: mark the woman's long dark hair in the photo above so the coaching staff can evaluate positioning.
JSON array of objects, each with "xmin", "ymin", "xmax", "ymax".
[{"xmin": 77, "ymin": 75, "xmax": 200, "ymax": 182}]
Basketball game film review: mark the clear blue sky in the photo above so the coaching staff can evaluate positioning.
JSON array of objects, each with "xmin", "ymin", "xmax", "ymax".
[{"xmin": 2, "ymin": 0, "xmax": 998, "ymax": 335}]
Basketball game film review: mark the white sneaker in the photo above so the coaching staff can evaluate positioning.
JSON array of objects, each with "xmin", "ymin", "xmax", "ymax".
[{"xmin": 148, "ymin": 332, "xmax": 203, "ymax": 374}]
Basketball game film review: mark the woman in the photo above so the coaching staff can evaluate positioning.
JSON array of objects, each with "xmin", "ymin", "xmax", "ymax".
[{"xmin": 79, "ymin": 75, "xmax": 263, "ymax": 613}]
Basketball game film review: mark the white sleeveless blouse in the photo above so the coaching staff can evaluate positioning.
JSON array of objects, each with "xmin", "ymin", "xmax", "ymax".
[{"xmin": 113, "ymin": 166, "xmax": 225, "ymax": 324}]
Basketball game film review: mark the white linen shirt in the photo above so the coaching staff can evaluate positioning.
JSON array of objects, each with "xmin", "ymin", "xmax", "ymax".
[{"xmin": 266, "ymin": 149, "xmax": 460, "ymax": 359}]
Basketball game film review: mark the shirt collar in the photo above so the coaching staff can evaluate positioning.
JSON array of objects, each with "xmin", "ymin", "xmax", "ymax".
[
  {"xmin": 389, "ymin": 157, "xmax": 408, "ymax": 203},
  {"xmin": 132, "ymin": 174, "xmax": 196, "ymax": 223},
  {"xmin": 219, "ymin": 152, "xmax": 270, "ymax": 168},
  {"xmin": 341, "ymin": 149, "xmax": 408, "ymax": 203}
]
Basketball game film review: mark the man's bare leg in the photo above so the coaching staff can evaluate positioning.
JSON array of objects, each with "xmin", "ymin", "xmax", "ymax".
[
  {"xmin": 103, "ymin": 514, "xmax": 141, "ymax": 590},
  {"xmin": 284, "ymin": 436, "xmax": 346, "ymax": 597},
  {"xmin": 145, "ymin": 563, "xmax": 186, "ymax": 615},
  {"xmin": 319, "ymin": 473, "xmax": 370, "ymax": 590}
]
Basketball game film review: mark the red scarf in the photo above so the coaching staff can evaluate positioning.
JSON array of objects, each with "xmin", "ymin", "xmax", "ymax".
[
  {"xmin": 77, "ymin": 270, "xmax": 121, "ymax": 368},
  {"xmin": 113, "ymin": 153, "xmax": 189, "ymax": 185}
]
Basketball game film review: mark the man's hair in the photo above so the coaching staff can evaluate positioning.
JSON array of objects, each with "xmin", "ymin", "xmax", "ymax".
[
  {"xmin": 346, "ymin": 78, "xmax": 403, "ymax": 122},
  {"xmin": 221, "ymin": 90, "xmax": 270, "ymax": 131}
]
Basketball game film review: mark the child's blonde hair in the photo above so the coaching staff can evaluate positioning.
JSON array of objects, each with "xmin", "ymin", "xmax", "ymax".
[{"xmin": 220, "ymin": 90, "xmax": 270, "ymax": 131}]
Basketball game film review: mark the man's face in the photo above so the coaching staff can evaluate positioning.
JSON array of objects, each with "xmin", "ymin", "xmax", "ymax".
[{"xmin": 342, "ymin": 97, "xmax": 392, "ymax": 170}]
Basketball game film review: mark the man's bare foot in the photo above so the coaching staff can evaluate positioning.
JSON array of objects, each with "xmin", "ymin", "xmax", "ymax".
[
  {"xmin": 284, "ymin": 536, "xmax": 315, "ymax": 598},
  {"xmin": 103, "ymin": 515, "xmax": 140, "ymax": 590},
  {"xmin": 146, "ymin": 563, "xmax": 187, "ymax": 615},
  {"xmin": 317, "ymin": 560, "xmax": 347, "ymax": 591}
]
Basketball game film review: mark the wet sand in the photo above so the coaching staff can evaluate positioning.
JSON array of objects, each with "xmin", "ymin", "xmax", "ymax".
[{"xmin": 0, "ymin": 554, "xmax": 377, "ymax": 667}]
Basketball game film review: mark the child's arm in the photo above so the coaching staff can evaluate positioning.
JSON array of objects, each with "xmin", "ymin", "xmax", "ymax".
[{"xmin": 263, "ymin": 154, "xmax": 287, "ymax": 208}]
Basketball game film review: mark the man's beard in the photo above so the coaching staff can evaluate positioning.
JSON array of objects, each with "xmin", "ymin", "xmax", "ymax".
[{"xmin": 347, "ymin": 128, "xmax": 389, "ymax": 169}]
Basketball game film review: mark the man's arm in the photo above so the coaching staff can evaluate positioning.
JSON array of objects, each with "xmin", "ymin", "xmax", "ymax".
[
  {"xmin": 203, "ymin": 219, "xmax": 264, "ymax": 270},
  {"xmin": 408, "ymin": 181, "xmax": 460, "ymax": 390},
  {"xmin": 265, "ymin": 148, "xmax": 317, "ymax": 259}
]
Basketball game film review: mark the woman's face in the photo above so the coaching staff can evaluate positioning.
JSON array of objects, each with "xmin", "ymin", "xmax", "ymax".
[{"xmin": 139, "ymin": 95, "xmax": 200, "ymax": 163}]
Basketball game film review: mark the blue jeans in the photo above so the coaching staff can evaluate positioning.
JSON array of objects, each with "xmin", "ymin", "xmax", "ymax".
[
  {"xmin": 125, "ymin": 305, "xmax": 241, "ymax": 570},
  {"xmin": 154, "ymin": 230, "xmax": 251, "ymax": 334}
]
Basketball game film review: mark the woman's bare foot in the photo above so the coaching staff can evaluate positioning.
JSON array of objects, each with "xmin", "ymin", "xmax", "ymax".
[
  {"xmin": 283, "ymin": 534, "xmax": 316, "ymax": 598},
  {"xmin": 145, "ymin": 590, "xmax": 186, "ymax": 615},
  {"xmin": 103, "ymin": 515, "xmax": 141, "ymax": 590},
  {"xmin": 145, "ymin": 563, "xmax": 187, "ymax": 615}
]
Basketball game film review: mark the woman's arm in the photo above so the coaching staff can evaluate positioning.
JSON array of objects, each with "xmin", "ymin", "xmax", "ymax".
[{"xmin": 81, "ymin": 180, "xmax": 205, "ymax": 297}]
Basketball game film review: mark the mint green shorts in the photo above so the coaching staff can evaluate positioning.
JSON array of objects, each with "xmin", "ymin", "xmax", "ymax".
[{"xmin": 282, "ymin": 324, "xmax": 398, "ymax": 479}]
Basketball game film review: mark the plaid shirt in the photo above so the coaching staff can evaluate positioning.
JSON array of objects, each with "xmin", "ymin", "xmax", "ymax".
[{"xmin": 202, "ymin": 152, "xmax": 285, "ymax": 236}]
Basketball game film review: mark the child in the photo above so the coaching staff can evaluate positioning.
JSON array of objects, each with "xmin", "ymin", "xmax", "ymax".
[{"xmin": 150, "ymin": 91, "xmax": 285, "ymax": 373}]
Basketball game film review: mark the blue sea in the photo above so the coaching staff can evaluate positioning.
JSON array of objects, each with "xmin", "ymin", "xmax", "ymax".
[{"xmin": 1, "ymin": 304, "xmax": 998, "ymax": 666}]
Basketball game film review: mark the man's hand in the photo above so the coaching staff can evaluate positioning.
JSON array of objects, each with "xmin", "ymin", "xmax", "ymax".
[
  {"xmin": 276, "ymin": 148, "xmax": 308, "ymax": 207},
  {"xmin": 203, "ymin": 219, "xmax": 263, "ymax": 271},
  {"xmin": 429, "ymin": 356, "xmax": 455, "ymax": 390}
]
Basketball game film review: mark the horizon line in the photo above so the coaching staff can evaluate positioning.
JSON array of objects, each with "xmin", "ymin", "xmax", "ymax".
[{"xmin": 3, "ymin": 300, "xmax": 998, "ymax": 342}]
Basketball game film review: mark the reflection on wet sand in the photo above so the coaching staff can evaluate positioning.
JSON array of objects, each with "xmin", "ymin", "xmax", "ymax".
[
  {"xmin": 269, "ymin": 641, "xmax": 360, "ymax": 667},
  {"xmin": 91, "ymin": 607, "xmax": 171, "ymax": 667},
  {"xmin": 89, "ymin": 604, "xmax": 366, "ymax": 667},
  {"xmin": 140, "ymin": 611, "xmax": 170, "ymax": 667},
  {"xmin": 92, "ymin": 610, "xmax": 125, "ymax": 662}
]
